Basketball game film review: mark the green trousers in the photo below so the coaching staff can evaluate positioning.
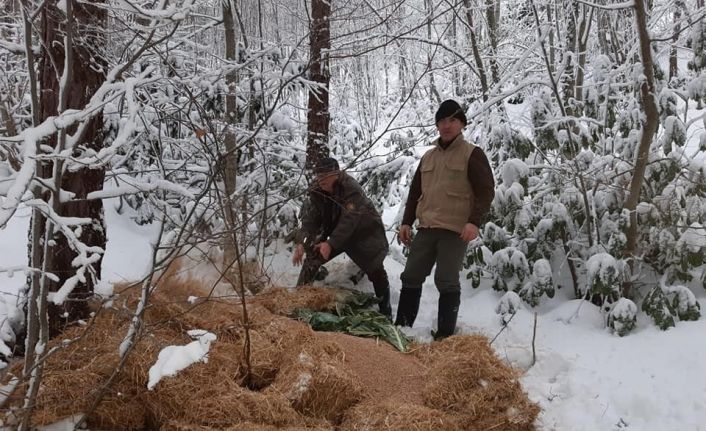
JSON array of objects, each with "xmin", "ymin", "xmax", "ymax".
[
  {"xmin": 400, "ymin": 228, "xmax": 467, "ymax": 293},
  {"xmin": 396, "ymin": 228, "xmax": 467, "ymax": 334}
]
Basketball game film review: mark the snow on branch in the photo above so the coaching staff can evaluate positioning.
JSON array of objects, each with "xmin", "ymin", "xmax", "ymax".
[
  {"xmin": 21, "ymin": 199, "xmax": 104, "ymax": 305},
  {"xmin": 87, "ymin": 176, "xmax": 195, "ymax": 200},
  {"xmin": 0, "ymin": 69, "xmax": 157, "ymax": 228},
  {"xmin": 574, "ymin": 0, "xmax": 634, "ymax": 10},
  {"xmin": 111, "ymin": 0, "xmax": 197, "ymax": 22},
  {"xmin": 24, "ymin": 199, "xmax": 95, "ymax": 228},
  {"xmin": 73, "ymin": 74, "xmax": 152, "ymax": 170},
  {"xmin": 0, "ymin": 120, "xmax": 55, "ymax": 228},
  {"xmin": 0, "ymin": 39, "xmax": 38, "ymax": 56},
  {"xmin": 49, "ymin": 257, "xmax": 100, "ymax": 306},
  {"xmin": 0, "ymin": 266, "xmax": 59, "ymax": 283}
]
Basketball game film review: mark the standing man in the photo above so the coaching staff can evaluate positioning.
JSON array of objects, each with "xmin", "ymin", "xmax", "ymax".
[
  {"xmin": 293, "ymin": 157, "xmax": 392, "ymax": 318},
  {"xmin": 396, "ymin": 99, "xmax": 495, "ymax": 339}
]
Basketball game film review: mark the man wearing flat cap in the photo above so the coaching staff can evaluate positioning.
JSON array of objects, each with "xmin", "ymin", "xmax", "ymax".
[
  {"xmin": 396, "ymin": 99, "xmax": 495, "ymax": 339},
  {"xmin": 292, "ymin": 157, "xmax": 392, "ymax": 318}
]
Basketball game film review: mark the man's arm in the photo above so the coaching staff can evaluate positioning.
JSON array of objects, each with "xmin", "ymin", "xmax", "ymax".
[
  {"xmin": 401, "ymin": 165, "xmax": 422, "ymax": 226},
  {"xmin": 467, "ymin": 148, "xmax": 495, "ymax": 226}
]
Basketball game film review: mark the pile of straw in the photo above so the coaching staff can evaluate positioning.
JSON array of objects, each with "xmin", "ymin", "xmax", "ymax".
[
  {"xmin": 414, "ymin": 335, "xmax": 540, "ymax": 430},
  {"xmin": 340, "ymin": 401, "xmax": 460, "ymax": 431},
  {"xmin": 1, "ymin": 261, "xmax": 539, "ymax": 430}
]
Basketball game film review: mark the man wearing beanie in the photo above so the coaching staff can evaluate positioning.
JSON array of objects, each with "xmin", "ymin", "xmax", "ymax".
[
  {"xmin": 292, "ymin": 157, "xmax": 392, "ymax": 318},
  {"xmin": 396, "ymin": 99, "xmax": 495, "ymax": 339}
]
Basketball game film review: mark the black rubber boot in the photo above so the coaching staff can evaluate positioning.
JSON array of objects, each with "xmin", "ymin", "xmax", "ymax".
[
  {"xmin": 377, "ymin": 291, "xmax": 392, "ymax": 321},
  {"xmin": 434, "ymin": 291, "xmax": 460, "ymax": 340},
  {"xmin": 369, "ymin": 268, "xmax": 392, "ymax": 320},
  {"xmin": 394, "ymin": 287, "xmax": 422, "ymax": 327}
]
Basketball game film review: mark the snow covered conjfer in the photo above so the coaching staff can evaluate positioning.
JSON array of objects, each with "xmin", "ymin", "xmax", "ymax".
[
  {"xmin": 396, "ymin": 99, "xmax": 495, "ymax": 339},
  {"xmin": 292, "ymin": 157, "xmax": 392, "ymax": 318}
]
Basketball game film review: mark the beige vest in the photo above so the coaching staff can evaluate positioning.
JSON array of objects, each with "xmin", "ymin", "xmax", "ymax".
[{"xmin": 416, "ymin": 134, "xmax": 476, "ymax": 233}]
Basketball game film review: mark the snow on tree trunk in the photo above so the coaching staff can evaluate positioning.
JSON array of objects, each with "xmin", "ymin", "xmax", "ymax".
[{"xmin": 37, "ymin": 1, "xmax": 107, "ymax": 336}]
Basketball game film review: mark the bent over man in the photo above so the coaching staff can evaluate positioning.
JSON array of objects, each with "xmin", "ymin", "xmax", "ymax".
[
  {"xmin": 293, "ymin": 157, "xmax": 392, "ymax": 318},
  {"xmin": 396, "ymin": 99, "xmax": 495, "ymax": 339}
]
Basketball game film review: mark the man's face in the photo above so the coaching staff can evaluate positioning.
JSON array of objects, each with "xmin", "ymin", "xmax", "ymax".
[
  {"xmin": 315, "ymin": 171, "xmax": 338, "ymax": 192},
  {"xmin": 437, "ymin": 117, "xmax": 464, "ymax": 142}
]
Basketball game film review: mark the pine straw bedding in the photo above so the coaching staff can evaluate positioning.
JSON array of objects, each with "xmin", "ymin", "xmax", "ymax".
[{"xmin": 1, "ymin": 267, "xmax": 539, "ymax": 430}]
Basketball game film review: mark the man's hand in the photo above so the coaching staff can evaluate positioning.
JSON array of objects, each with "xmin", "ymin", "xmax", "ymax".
[
  {"xmin": 460, "ymin": 223, "xmax": 480, "ymax": 242},
  {"xmin": 292, "ymin": 244, "xmax": 305, "ymax": 266},
  {"xmin": 314, "ymin": 242, "xmax": 332, "ymax": 260},
  {"xmin": 398, "ymin": 224, "xmax": 413, "ymax": 246}
]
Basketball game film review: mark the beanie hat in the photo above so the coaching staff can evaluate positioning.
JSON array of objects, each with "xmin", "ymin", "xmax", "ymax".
[
  {"xmin": 435, "ymin": 99, "xmax": 467, "ymax": 126},
  {"xmin": 313, "ymin": 157, "xmax": 340, "ymax": 175}
]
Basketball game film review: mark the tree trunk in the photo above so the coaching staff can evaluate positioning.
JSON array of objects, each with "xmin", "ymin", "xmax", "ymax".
[
  {"xmin": 38, "ymin": 1, "xmax": 107, "ymax": 337},
  {"xmin": 574, "ymin": 5, "xmax": 593, "ymax": 107},
  {"xmin": 669, "ymin": 2, "xmax": 683, "ymax": 80},
  {"xmin": 21, "ymin": 0, "xmax": 42, "ymax": 400},
  {"xmin": 485, "ymin": 0, "xmax": 500, "ymax": 85},
  {"xmin": 451, "ymin": 14, "xmax": 460, "ymax": 95},
  {"xmin": 222, "ymin": 0, "xmax": 239, "ymax": 276},
  {"xmin": 622, "ymin": 0, "xmax": 661, "ymax": 298},
  {"xmin": 462, "ymin": 0, "xmax": 489, "ymax": 101},
  {"xmin": 398, "ymin": 44, "xmax": 409, "ymax": 102},
  {"xmin": 547, "ymin": 1, "xmax": 555, "ymax": 74},
  {"xmin": 0, "ymin": 0, "xmax": 18, "ymax": 138},
  {"xmin": 306, "ymin": 0, "xmax": 331, "ymax": 170},
  {"xmin": 425, "ymin": 0, "xmax": 440, "ymax": 104},
  {"xmin": 561, "ymin": 0, "xmax": 578, "ymax": 116}
]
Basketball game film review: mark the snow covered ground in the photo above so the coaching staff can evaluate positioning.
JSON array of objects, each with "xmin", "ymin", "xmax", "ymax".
[{"xmin": 2, "ymin": 200, "xmax": 705, "ymax": 431}]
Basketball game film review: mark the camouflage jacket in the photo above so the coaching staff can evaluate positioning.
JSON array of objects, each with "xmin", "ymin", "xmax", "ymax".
[{"xmin": 297, "ymin": 172, "xmax": 388, "ymax": 257}]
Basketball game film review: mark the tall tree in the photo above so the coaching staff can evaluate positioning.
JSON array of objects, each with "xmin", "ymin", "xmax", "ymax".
[
  {"xmin": 622, "ymin": 0, "xmax": 661, "ymax": 297},
  {"xmin": 561, "ymin": 0, "xmax": 578, "ymax": 116},
  {"xmin": 485, "ymin": 0, "xmax": 500, "ymax": 85},
  {"xmin": 0, "ymin": 0, "xmax": 19, "ymax": 138},
  {"xmin": 573, "ymin": 4, "xmax": 594, "ymax": 108},
  {"xmin": 425, "ymin": 0, "xmax": 440, "ymax": 104},
  {"xmin": 36, "ymin": 0, "xmax": 107, "ymax": 336},
  {"xmin": 462, "ymin": 0, "xmax": 490, "ymax": 100},
  {"xmin": 669, "ymin": 1, "xmax": 684, "ymax": 80},
  {"xmin": 222, "ymin": 0, "xmax": 240, "ymax": 276},
  {"xmin": 306, "ymin": 0, "xmax": 331, "ymax": 169}
]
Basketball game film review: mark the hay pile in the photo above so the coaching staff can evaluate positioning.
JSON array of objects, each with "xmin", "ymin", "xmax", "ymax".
[
  {"xmin": 1, "ymin": 263, "xmax": 539, "ymax": 430},
  {"xmin": 413, "ymin": 336, "xmax": 541, "ymax": 430}
]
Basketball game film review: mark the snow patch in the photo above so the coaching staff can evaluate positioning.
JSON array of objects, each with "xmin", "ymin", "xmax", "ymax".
[{"xmin": 147, "ymin": 330, "xmax": 216, "ymax": 390}]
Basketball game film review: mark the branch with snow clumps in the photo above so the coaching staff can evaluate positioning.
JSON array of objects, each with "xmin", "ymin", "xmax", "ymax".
[{"xmin": 0, "ymin": 68, "xmax": 156, "ymax": 229}]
